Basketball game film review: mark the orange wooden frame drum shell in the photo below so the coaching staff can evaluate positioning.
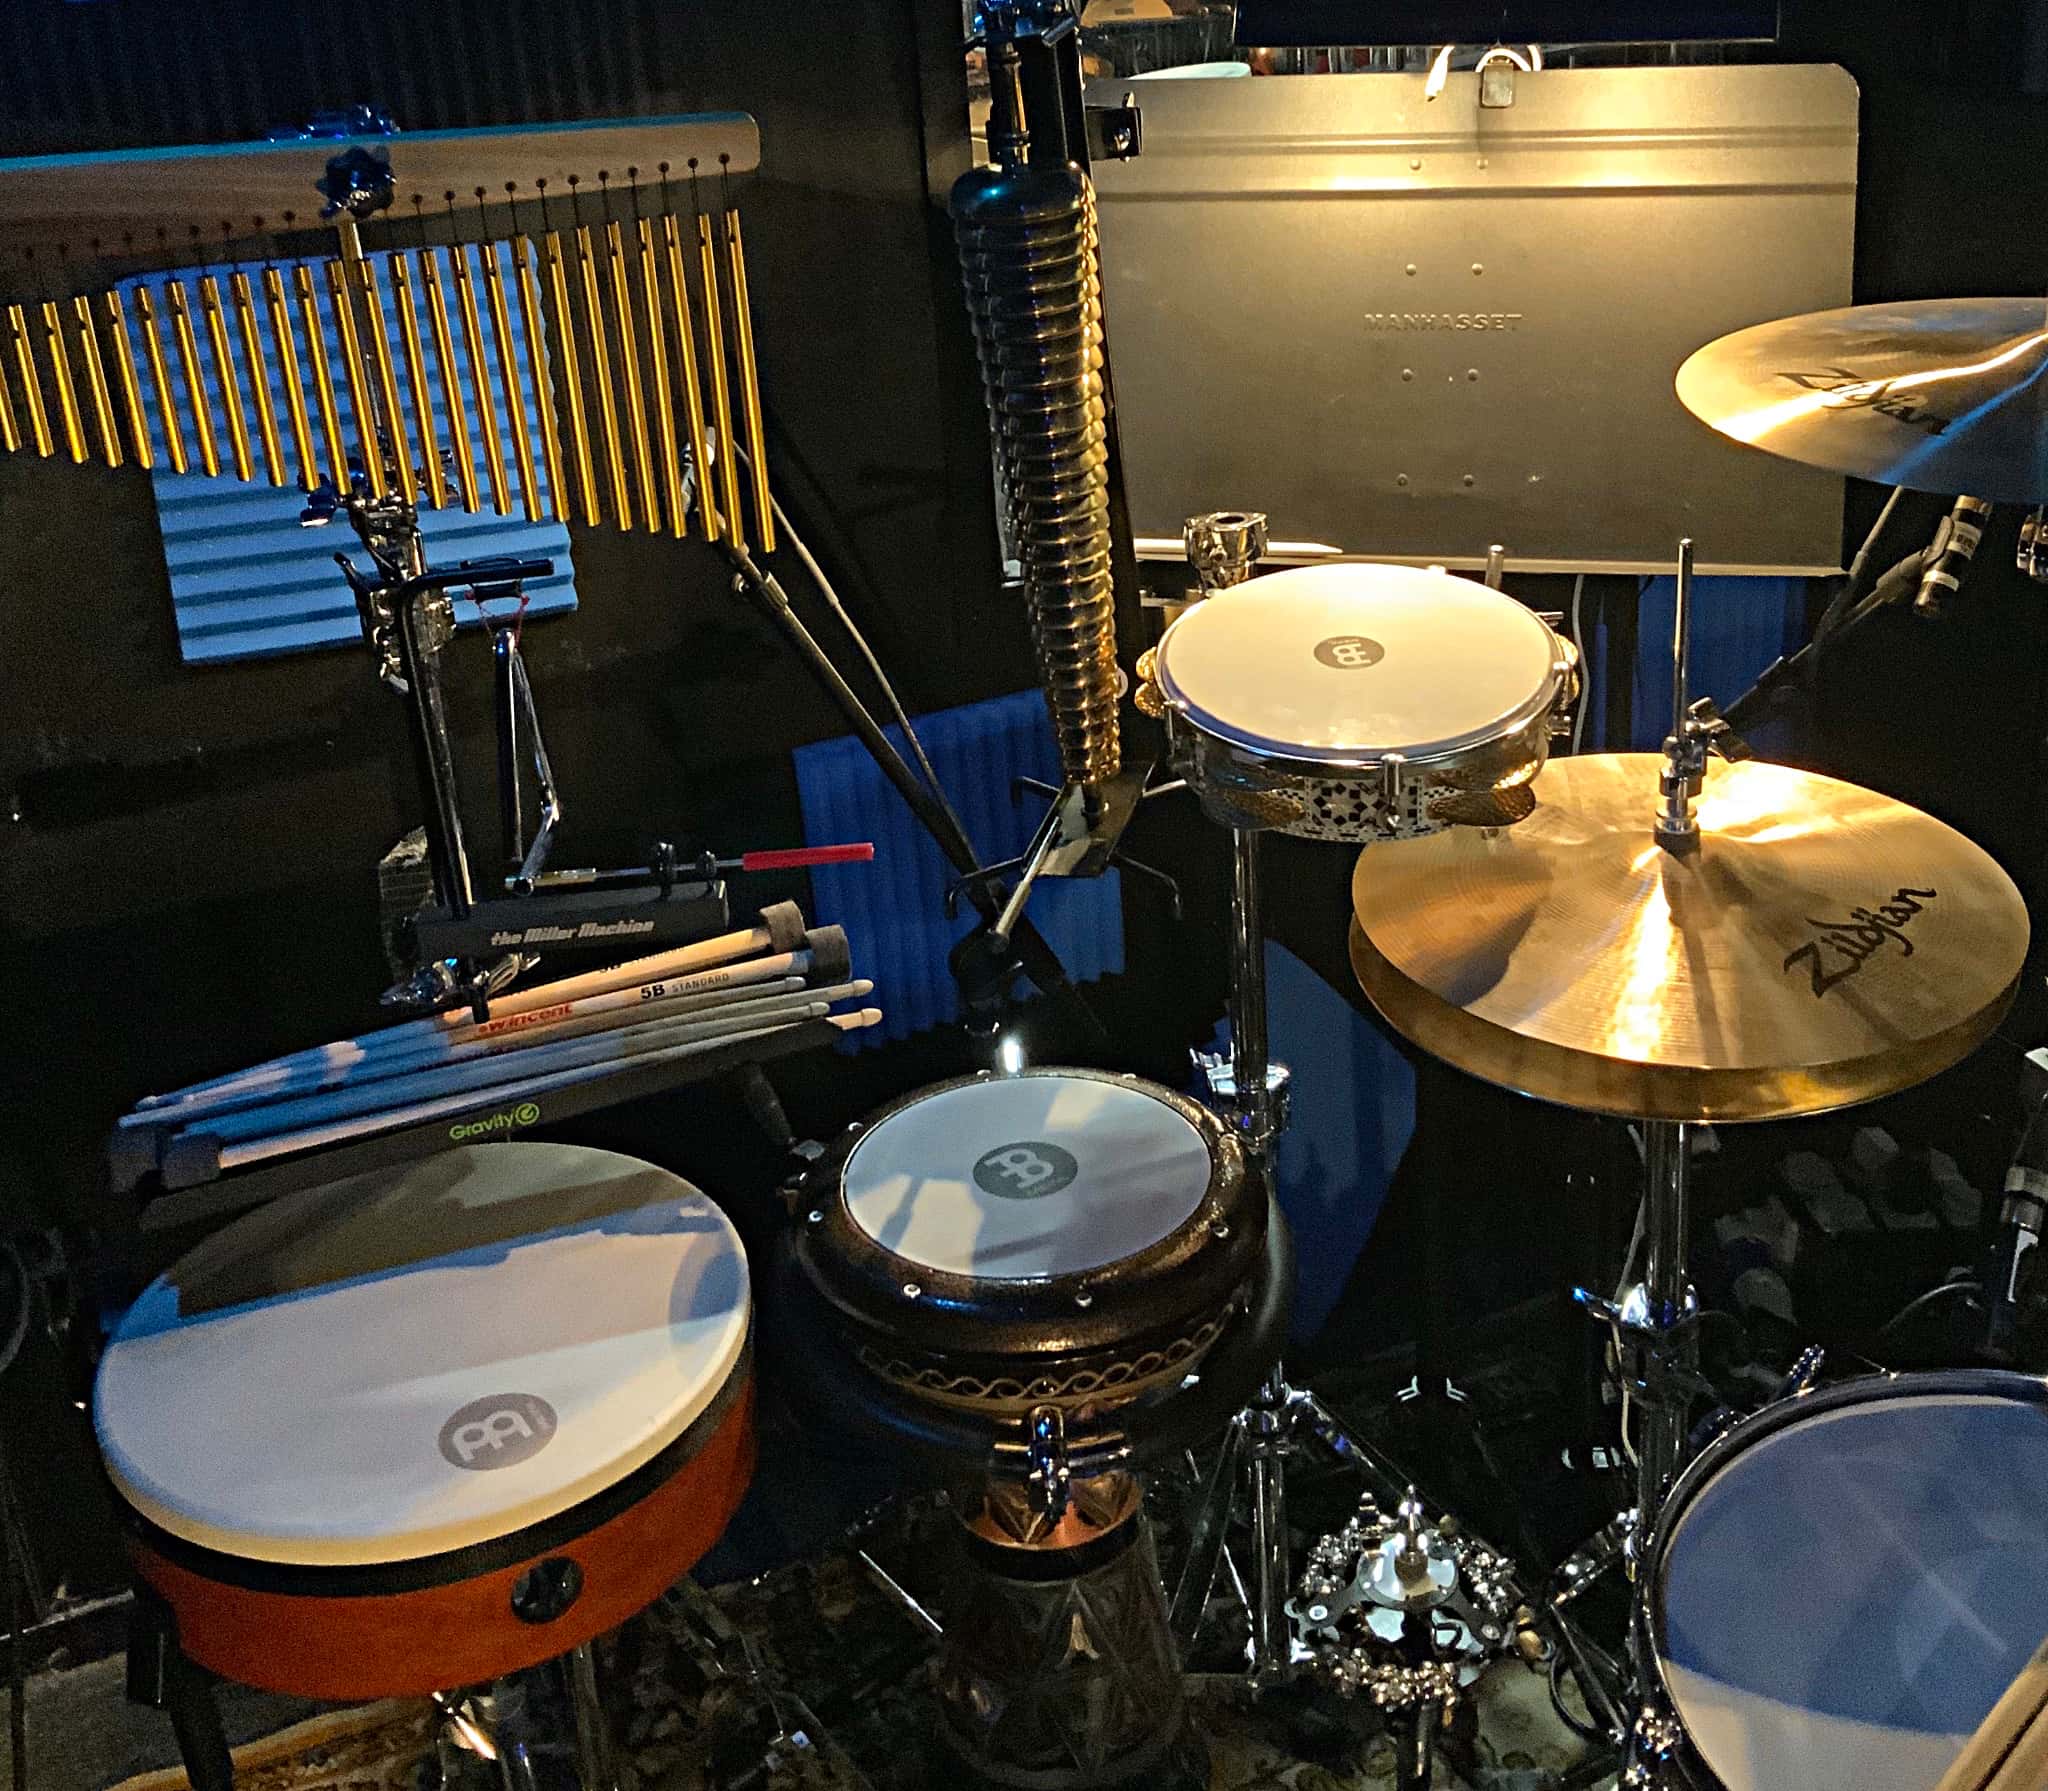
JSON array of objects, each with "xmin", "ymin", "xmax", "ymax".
[{"xmin": 124, "ymin": 1373, "xmax": 754, "ymax": 1701}]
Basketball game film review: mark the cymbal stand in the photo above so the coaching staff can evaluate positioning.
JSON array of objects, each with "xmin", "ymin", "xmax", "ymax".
[
  {"xmin": 1632, "ymin": 541, "xmax": 1710, "ymax": 1535},
  {"xmin": 1575, "ymin": 1121, "xmax": 1701, "ymax": 1548},
  {"xmin": 1573, "ymin": 540, "xmax": 1719, "ymax": 1784}
]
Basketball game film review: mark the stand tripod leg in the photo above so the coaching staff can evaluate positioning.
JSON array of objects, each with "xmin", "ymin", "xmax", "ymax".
[
  {"xmin": 565, "ymin": 1644, "xmax": 615, "ymax": 1791},
  {"xmin": 1394, "ymin": 1698, "xmax": 1441, "ymax": 1790},
  {"xmin": 126, "ymin": 1588, "xmax": 234, "ymax": 1791},
  {"xmin": 1247, "ymin": 1372, "xmax": 1292, "ymax": 1680},
  {"xmin": 1292, "ymin": 1388, "xmax": 1409, "ymax": 1500},
  {"xmin": 1169, "ymin": 1414, "xmax": 1247, "ymax": 1649}
]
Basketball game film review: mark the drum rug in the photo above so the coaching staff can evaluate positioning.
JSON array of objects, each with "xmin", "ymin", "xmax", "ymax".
[
  {"xmin": 98, "ymin": 1353, "xmax": 1609, "ymax": 1791},
  {"xmin": 103, "ymin": 1699, "xmax": 436, "ymax": 1790},
  {"xmin": 100, "ymin": 1491, "xmax": 1598, "ymax": 1791}
]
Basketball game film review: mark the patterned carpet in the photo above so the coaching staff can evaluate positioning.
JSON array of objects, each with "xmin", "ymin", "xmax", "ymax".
[
  {"xmin": 103, "ymin": 1487, "xmax": 1604, "ymax": 1791},
  {"xmin": 105, "ymin": 1701, "xmax": 436, "ymax": 1791}
]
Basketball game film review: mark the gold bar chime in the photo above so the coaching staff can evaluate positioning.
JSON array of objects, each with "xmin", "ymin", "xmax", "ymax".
[{"xmin": 0, "ymin": 180, "xmax": 774, "ymax": 545}]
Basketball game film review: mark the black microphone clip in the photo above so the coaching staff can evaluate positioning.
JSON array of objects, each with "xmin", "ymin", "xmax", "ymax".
[{"xmin": 1914, "ymin": 495, "xmax": 1994, "ymax": 620}]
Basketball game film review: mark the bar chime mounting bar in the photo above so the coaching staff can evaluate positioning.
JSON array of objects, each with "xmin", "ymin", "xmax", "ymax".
[{"xmin": 0, "ymin": 115, "xmax": 773, "ymax": 547}]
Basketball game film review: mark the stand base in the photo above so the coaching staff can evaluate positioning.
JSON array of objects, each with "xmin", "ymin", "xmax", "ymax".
[{"xmin": 1171, "ymin": 1368, "xmax": 1420, "ymax": 1684}]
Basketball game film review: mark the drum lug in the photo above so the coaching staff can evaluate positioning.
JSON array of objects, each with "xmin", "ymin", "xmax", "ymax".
[
  {"xmin": 1551, "ymin": 634, "xmax": 1583, "ymax": 738},
  {"xmin": 1377, "ymin": 753, "xmax": 1408, "ymax": 815},
  {"xmin": 1621, "ymin": 1699, "xmax": 1688, "ymax": 1789},
  {"xmin": 1024, "ymin": 1404, "xmax": 1072, "ymax": 1522},
  {"xmin": 1771, "ymin": 1343, "xmax": 1827, "ymax": 1403}
]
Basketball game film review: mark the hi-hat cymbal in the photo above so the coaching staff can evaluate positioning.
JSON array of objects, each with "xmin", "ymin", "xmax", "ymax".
[
  {"xmin": 1676, "ymin": 299, "xmax": 2048, "ymax": 504},
  {"xmin": 1349, "ymin": 754, "xmax": 2027, "ymax": 1122}
]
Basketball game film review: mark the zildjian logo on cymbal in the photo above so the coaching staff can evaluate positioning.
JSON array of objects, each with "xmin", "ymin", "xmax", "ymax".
[
  {"xmin": 1781, "ymin": 888, "xmax": 1939, "ymax": 999},
  {"xmin": 1781, "ymin": 367, "xmax": 1953, "ymax": 437}
]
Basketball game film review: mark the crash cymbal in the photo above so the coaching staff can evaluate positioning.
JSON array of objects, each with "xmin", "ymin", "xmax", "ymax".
[
  {"xmin": 1676, "ymin": 299, "xmax": 2048, "ymax": 504},
  {"xmin": 1349, "ymin": 754, "xmax": 2027, "ymax": 1122}
]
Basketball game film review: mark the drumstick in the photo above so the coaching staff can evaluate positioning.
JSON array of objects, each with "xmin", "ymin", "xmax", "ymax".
[
  {"xmin": 183, "ymin": 1009, "xmax": 884, "ymax": 1178},
  {"xmin": 131, "ymin": 974, "xmax": 870, "ymax": 1137},
  {"xmin": 179, "ymin": 999, "xmax": 842, "ymax": 1147},
  {"xmin": 118, "ymin": 974, "xmax": 808, "ymax": 1133},
  {"xmin": 132, "ymin": 904, "xmax": 815, "ymax": 1109},
  {"xmin": 121, "ymin": 929, "xmax": 853, "ymax": 1127},
  {"xmin": 1935, "ymin": 1633, "xmax": 2048, "ymax": 1791}
]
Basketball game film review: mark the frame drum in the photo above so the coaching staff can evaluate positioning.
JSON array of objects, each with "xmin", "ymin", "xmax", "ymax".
[
  {"xmin": 94, "ymin": 1143, "xmax": 755, "ymax": 1699},
  {"xmin": 1649, "ymin": 1371, "xmax": 2048, "ymax": 1791}
]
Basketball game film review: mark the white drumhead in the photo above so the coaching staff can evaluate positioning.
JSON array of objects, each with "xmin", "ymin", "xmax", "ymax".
[
  {"xmin": 1128, "ymin": 61, "xmax": 1251, "ymax": 78},
  {"xmin": 1659, "ymin": 1387, "xmax": 2048, "ymax": 1791},
  {"xmin": 94, "ymin": 1143, "xmax": 750, "ymax": 1567},
  {"xmin": 1155, "ymin": 562, "xmax": 1558, "ymax": 762},
  {"xmin": 842, "ymin": 1074, "xmax": 1212, "ymax": 1281}
]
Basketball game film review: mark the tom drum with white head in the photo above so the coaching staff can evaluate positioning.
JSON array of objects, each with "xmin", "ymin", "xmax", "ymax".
[
  {"xmin": 1147, "ymin": 561, "xmax": 1577, "ymax": 840},
  {"xmin": 94, "ymin": 1143, "xmax": 755, "ymax": 1700}
]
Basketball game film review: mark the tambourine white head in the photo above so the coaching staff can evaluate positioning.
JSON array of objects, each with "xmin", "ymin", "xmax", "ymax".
[
  {"xmin": 842, "ymin": 1073, "xmax": 1213, "ymax": 1282},
  {"xmin": 94, "ymin": 1144, "xmax": 751, "ymax": 1567},
  {"xmin": 1152, "ymin": 562, "xmax": 1569, "ymax": 840},
  {"xmin": 1157, "ymin": 562, "xmax": 1559, "ymax": 761}
]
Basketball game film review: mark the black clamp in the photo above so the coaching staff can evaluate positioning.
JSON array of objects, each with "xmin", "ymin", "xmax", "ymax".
[
  {"xmin": 456, "ymin": 553, "xmax": 546, "ymax": 606},
  {"xmin": 317, "ymin": 144, "xmax": 396, "ymax": 220},
  {"xmin": 972, "ymin": 0, "xmax": 1078, "ymax": 43},
  {"xmin": 1085, "ymin": 96, "xmax": 1143, "ymax": 161}
]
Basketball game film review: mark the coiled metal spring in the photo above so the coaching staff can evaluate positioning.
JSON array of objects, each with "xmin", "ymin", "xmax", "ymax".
[{"xmin": 954, "ymin": 161, "xmax": 1122, "ymax": 789}]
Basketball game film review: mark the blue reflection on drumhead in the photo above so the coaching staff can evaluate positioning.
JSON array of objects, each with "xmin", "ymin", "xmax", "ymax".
[{"xmin": 1661, "ymin": 1394, "xmax": 2048, "ymax": 1736}]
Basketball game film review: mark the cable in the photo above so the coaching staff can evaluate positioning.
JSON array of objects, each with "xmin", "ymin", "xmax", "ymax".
[
  {"xmin": 770, "ymin": 482, "xmax": 971, "ymax": 850},
  {"xmin": 1816, "ymin": 484, "xmax": 1909, "ymax": 650},
  {"xmin": 1549, "ymin": 1650, "xmax": 1613, "ymax": 1747},
  {"xmin": 730, "ymin": 438, "xmax": 972, "ymax": 851},
  {"xmin": 1568, "ymin": 573, "xmax": 1590, "ymax": 754},
  {"xmin": 1878, "ymin": 1275, "xmax": 1982, "ymax": 1338}
]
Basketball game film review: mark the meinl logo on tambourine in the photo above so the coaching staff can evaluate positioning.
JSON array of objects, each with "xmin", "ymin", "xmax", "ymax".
[
  {"xmin": 439, "ymin": 1392, "xmax": 559, "ymax": 1470},
  {"xmin": 973, "ymin": 1141, "xmax": 1080, "ymax": 1200},
  {"xmin": 1781, "ymin": 887, "xmax": 1939, "ymax": 999},
  {"xmin": 1314, "ymin": 635, "xmax": 1386, "ymax": 670}
]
